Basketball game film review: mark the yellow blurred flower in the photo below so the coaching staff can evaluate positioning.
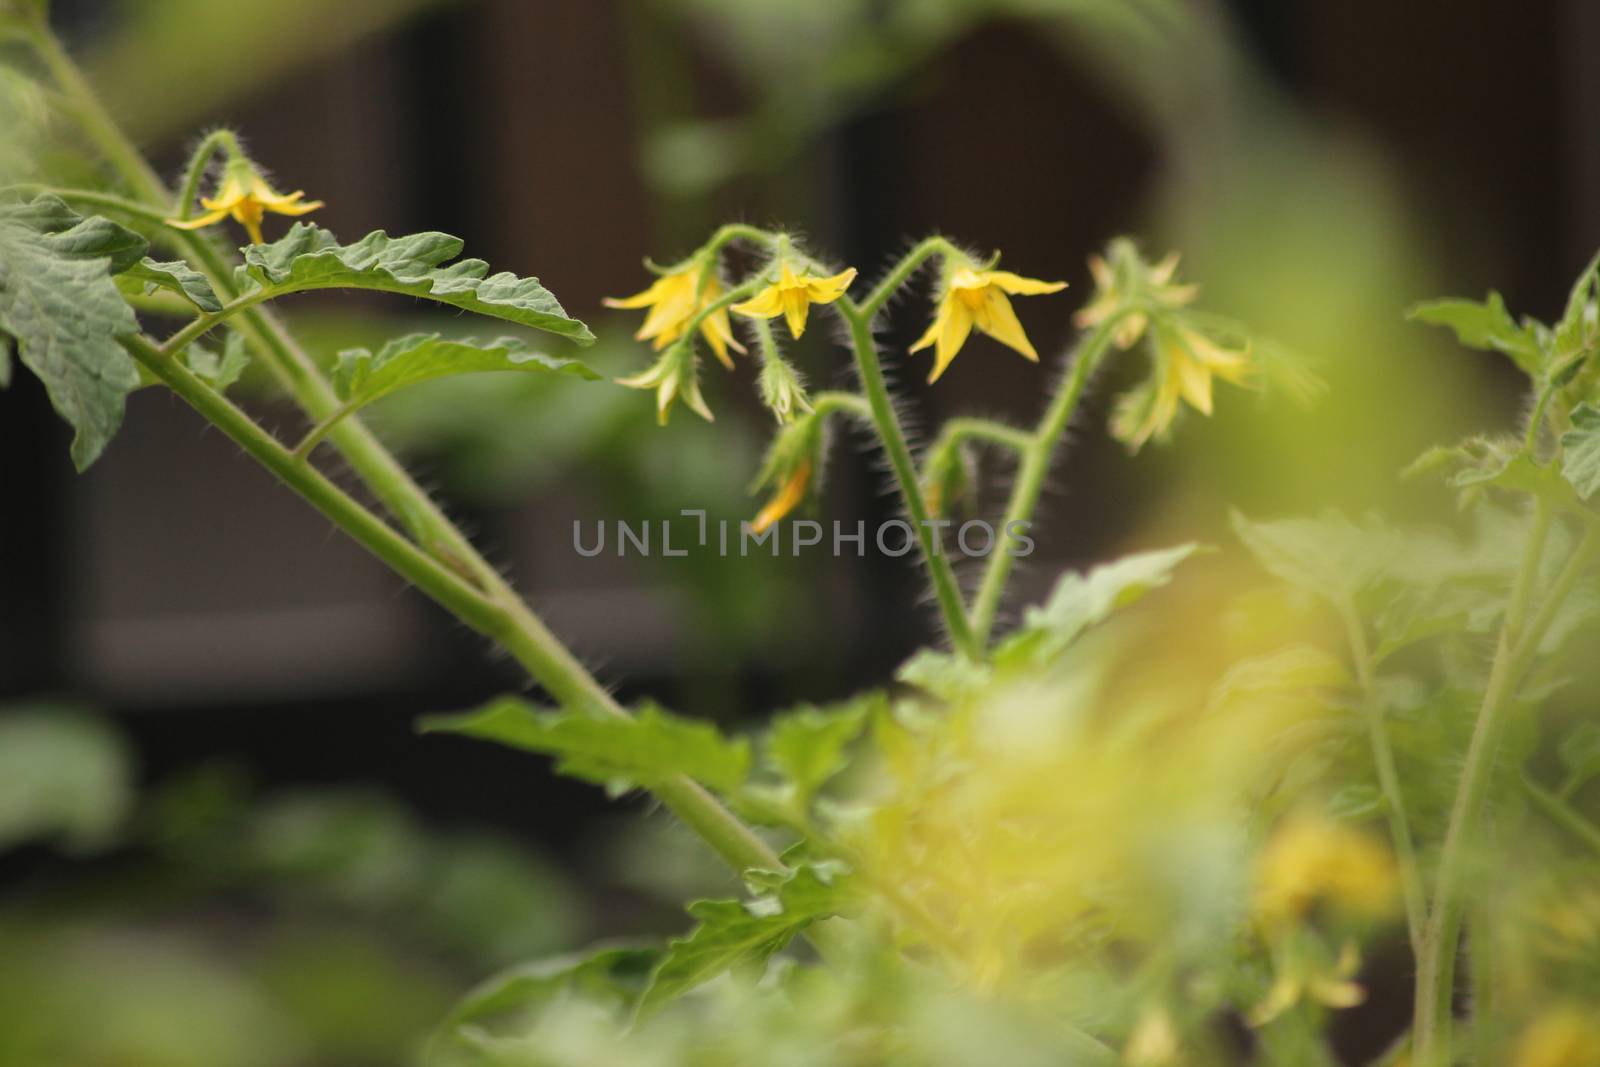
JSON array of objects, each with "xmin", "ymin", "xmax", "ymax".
[
  {"xmin": 1254, "ymin": 814, "xmax": 1398, "ymax": 928},
  {"xmin": 166, "ymin": 157, "xmax": 322, "ymax": 245},
  {"xmin": 1075, "ymin": 248, "xmax": 1197, "ymax": 350},
  {"xmin": 1111, "ymin": 324, "xmax": 1254, "ymax": 450},
  {"xmin": 910, "ymin": 266, "xmax": 1066, "ymax": 383},
  {"xmin": 1512, "ymin": 1007, "xmax": 1600, "ymax": 1067},
  {"xmin": 751, "ymin": 460, "xmax": 811, "ymax": 533},
  {"xmin": 733, "ymin": 260, "xmax": 857, "ymax": 339},
  {"xmin": 1123, "ymin": 1005, "xmax": 1180, "ymax": 1065},
  {"xmin": 605, "ymin": 263, "xmax": 745, "ymax": 369},
  {"xmin": 1249, "ymin": 939, "xmax": 1366, "ymax": 1027}
]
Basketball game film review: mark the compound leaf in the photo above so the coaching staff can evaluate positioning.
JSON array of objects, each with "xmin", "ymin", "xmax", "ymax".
[{"xmin": 121, "ymin": 256, "xmax": 222, "ymax": 312}]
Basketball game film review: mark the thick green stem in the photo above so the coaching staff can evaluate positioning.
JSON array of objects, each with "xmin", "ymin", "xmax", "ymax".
[
  {"xmin": 1413, "ymin": 505, "xmax": 1600, "ymax": 1065},
  {"xmin": 968, "ymin": 313, "xmax": 1125, "ymax": 644},
  {"xmin": 1340, "ymin": 601, "xmax": 1427, "ymax": 957},
  {"xmin": 838, "ymin": 299, "xmax": 980, "ymax": 659},
  {"xmin": 32, "ymin": 21, "xmax": 781, "ymax": 880}
]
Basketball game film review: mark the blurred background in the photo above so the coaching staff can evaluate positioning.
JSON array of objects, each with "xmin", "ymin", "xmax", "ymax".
[{"xmin": 2, "ymin": 0, "xmax": 1598, "ymax": 1061}]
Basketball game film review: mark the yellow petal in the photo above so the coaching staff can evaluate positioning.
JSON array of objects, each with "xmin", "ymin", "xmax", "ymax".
[
  {"xmin": 604, "ymin": 274, "xmax": 677, "ymax": 309},
  {"xmin": 1307, "ymin": 976, "xmax": 1365, "ymax": 1010},
  {"xmin": 1149, "ymin": 251, "xmax": 1181, "ymax": 286},
  {"xmin": 974, "ymin": 288, "xmax": 1038, "ymax": 361},
  {"xmin": 732, "ymin": 284, "xmax": 786, "ymax": 319},
  {"xmin": 928, "ymin": 300, "xmax": 974, "ymax": 383},
  {"xmin": 164, "ymin": 206, "xmax": 232, "ymax": 230},
  {"xmin": 1247, "ymin": 974, "xmax": 1303, "ymax": 1028},
  {"xmin": 1173, "ymin": 351, "xmax": 1214, "ymax": 415},
  {"xmin": 782, "ymin": 287, "xmax": 810, "ymax": 339},
  {"xmin": 802, "ymin": 266, "xmax": 857, "ymax": 304},
  {"xmin": 752, "ymin": 461, "xmax": 811, "ymax": 533},
  {"xmin": 984, "ymin": 269, "xmax": 1067, "ymax": 297},
  {"xmin": 699, "ymin": 309, "xmax": 744, "ymax": 370},
  {"xmin": 267, "ymin": 196, "xmax": 324, "ymax": 218},
  {"xmin": 909, "ymin": 297, "xmax": 950, "ymax": 354}
]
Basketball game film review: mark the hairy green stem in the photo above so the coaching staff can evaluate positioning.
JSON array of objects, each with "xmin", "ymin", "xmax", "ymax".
[
  {"xmin": 1413, "ymin": 504, "xmax": 1600, "ymax": 1065},
  {"xmin": 1340, "ymin": 601, "xmax": 1427, "ymax": 958},
  {"xmin": 968, "ymin": 312, "xmax": 1125, "ymax": 644},
  {"xmin": 172, "ymin": 128, "xmax": 241, "ymax": 222},
  {"xmin": 924, "ymin": 417, "xmax": 1035, "ymax": 468},
  {"xmin": 1523, "ymin": 773, "xmax": 1600, "ymax": 857},
  {"xmin": 838, "ymin": 298, "xmax": 980, "ymax": 659},
  {"xmin": 860, "ymin": 235, "xmax": 959, "ymax": 318},
  {"xmin": 31, "ymin": 20, "xmax": 782, "ymax": 880}
]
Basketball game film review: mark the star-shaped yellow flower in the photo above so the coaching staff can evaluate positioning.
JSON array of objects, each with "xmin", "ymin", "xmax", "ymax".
[
  {"xmin": 1249, "ymin": 940, "xmax": 1367, "ymax": 1027},
  {"xmin": 1112, "ymin": 325, "xmax": 1255, "ymax": 450},
  {"xmin": 732, "ymin": 261, "xmax": 857, "ymax": 340},
  {"xmin": 910, "ymin": 267, "xmax": 1066, "ymax": 383},
  {"xmin": 166, "ymin": 159, "xmax": 323, "ymax": 245},
  {"xmin": 605, "ymin": 264, "xmax": 745, "ymax": 369},
  {"xmin": 615, "ymin": 347, "xmax": 713, "ymax": 425},
  {"xmin": 751, "ymin": 460, "xmax": 811, "ymax": 534}
]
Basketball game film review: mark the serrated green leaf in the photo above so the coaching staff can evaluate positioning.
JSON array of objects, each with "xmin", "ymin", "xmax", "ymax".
[
  {"xmin": 637, "ymin": 863, "xmax": 858, "ymax": 1017},
  {"xmin": 763, "ymin": 693, "xmax": 879, "ymax": 804},
  {"xmin": 1407, "ymin": 292, "xmax": 1545, "ymax": 376},
  {"xmin": 1232, "ymin": 511, "xmax": 1393, "ymax": 606},
  {"xmin": 1372, "ymin": 583, "xmax": 1480, "ymax": 664},
  {"xmin": 1559, "ymin": 722, "xmax": 1600, "ymax": 796},
  {"xmin": 1561, "ymin": 405, "xmax": 1600, "ymax": 500},
  {"xmin": 440, "ymin": 942, "xmax": 658, "ymax": 1034},
  {"xmin": 994, "ymin": 543, "xmax": 1202, "ymax": 668},
  {"xmin": 120, "ymin": 256, "xmax": 222, "ymax": 312},
  {"xmin": 894, "ymin": 649, "xmax": 992, "ymax": 702},
  {"xmin": 332, "ymin": 332, "xmax": 598, "ymax": 417},
  {"xmin": 0, "ymin": 196, "xmax": 144, "ymax": 469},
  {"xmin": 237, "ymin": 224, "xmax": 593, "ymax": 344},
  {"xmin": 185, "ymin": 329, "xmax": 249, "ymax": 392},
  {"xmin": 420, "ymin": 697, "xmax": 749, "ymax": 794}
]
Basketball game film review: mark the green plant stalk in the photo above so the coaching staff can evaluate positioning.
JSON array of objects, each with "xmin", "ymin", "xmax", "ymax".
[
  {"xmin": 1339, "ymin": 601, "xmax": 1426, "ymax": 957},
  {"xmin": 31, "ymin": 21, "xmax": 782, "ymax": 880},
  {"xmin": 838, "ymin": 298, "xmax": 980, "ymax": 660},
  {"xmin": 969, "ymin": 312, "xmax": 1126, "ymax": 644},
  {"xmin": 924, "ymin": 417, "xmax": 1034, "ymax": 469},
  {"xmin": 1413, "ymin": 504, "xmax": 1600, "ymax": 1065},
  {"xmin": 1523, "ymin": 773, "xmax": 1600, "ymax": 857}
]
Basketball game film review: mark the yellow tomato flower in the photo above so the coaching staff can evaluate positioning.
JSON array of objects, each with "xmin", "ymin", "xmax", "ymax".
[
  {"xmin": 166, "ymin": 158, "xmax": 323, "ymax": 245},
  {"xmin": 605, "ymin": 264, "xmax": 745, "ymax": 369},
  {"xmin": 1249, "ymin": 940, "xmax": 1366, "ymax": 1027},
  {"xmin": 1254, "ymin": 814, "xmax": 1398, "ymax": 928},
  {"xmin": 732, "ymin": 261, "xmax": 857, "ymax": 340},
  {"xmin": 615, "ymin": 347, "xmax": 713, "ymax": 425},
  {"xmin": 910, "ymin": 266, "xmax": 1066, "ymax": 383},
  {"xmin": 1075, "ymin": 248, "xmax": 1197, "ymax": 350},
  {"xmin": 751, "ymin": 460, "xmax": 811, "ymax": 533},
  {"xmin": 1513, "ymin": 1008, "xmax": 1600, "ymax": 1067},
  {"xmin": 1112, "ymin": 324, "xmax": 1254, "ymax": 450}
]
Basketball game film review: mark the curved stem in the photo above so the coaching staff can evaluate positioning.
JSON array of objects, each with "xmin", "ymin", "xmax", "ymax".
[
  {"xmin": 861, "ymin": 235, "xmax": 959, "ymax": 319},
  {"xmin": 31, "ymin": 21, "xmax": 782, "ymax": 880},
  {"xmin": 159, "ymin": 289, "xmax": 271, "ymax": 355},
  {"xmin": 837, "ymin": 299, "xmax": 980, "ymax": 660},
  {"xmin": 924, "ymin": 417, "xmax": 1035, "ymax": 468},
  {"xmin": 1339, "ymin": 600, "xmax": 1426, "ymax": 957},
  {"xmin": 173, "ymin": 128, "xmax": 241, "ymax": 220},
  {"xmin": 809, "ymin": 391, "xmax": 872, "ymax": 421},
  {"xmin": 968, "ymin": 312, "xmax": 1126, "ymax": 644},
  {"xmin": 1523, "ymin": 773, "xmax": 1600, "ymax": 857}
]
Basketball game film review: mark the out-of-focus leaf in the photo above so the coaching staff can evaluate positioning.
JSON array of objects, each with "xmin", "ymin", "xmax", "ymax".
[
  {"xmin": 763, "ymin": 692, "xmax": 880, "ymax": 805},
  {"xmin": 238, "ymin": 225, "xmax": 593, "ymax": 344},
  {"xmin": 1559, "ymin": 722, "xmax": 1600, "ymax": 796},
  {"xmin": 0, "ymin": 707, "xmax": 132, "ymax": 852},
  {"xmin": 638, "ymin": 862, "xmax": 860, "ymax": 1017},
  {"xmin": 122, "ymin": 257, "xmax": 222, "ymax": 312},
  {"xmin": 994, "ymin": 543, "xmax": 1202, "ymax": 668},
  {"xmin": 330, "ymin": 332, "xmax": 597, "ymax": 424},
  {"xmin": 185, "ymin": 329, "xmax": 250, "ymax": 392},
  {"xmin": 1207, "ymin": 645, "xmax": 1350, "ymax": 713},
  {"xmin": 894, "ymin": 649, "xmax": 992, "ymax": 702},
  {"xmin": 1407, "ymin": 292, "xmax": 1545, "ymax": 377},
  {"xmin": 1560, "ymin": 404, "xmax": 1600, "ymax": 500},
  {"xmin": 0, "ymin": 196, "xmax": 144, "ymax": 468},
  {"xmin": 1232, "ymin": 511, "xmax": 1393, "ymax": 606},
  {"xmin": 440, "ymin": 943, "xmax": 659, "ymax": 1034},
  {"xmin": 421, "ymin": 697, "xmax": 750, "ymax": 795}
]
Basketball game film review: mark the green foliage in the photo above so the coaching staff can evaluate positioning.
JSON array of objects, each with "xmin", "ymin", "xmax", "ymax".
[
  {"xmin": 122, "ymin": 257, "xmax": 222, "ymax": 312},
  {"xmin": 440, "ymin": 943, "xmax": 658, "ymax": 1035},
  {"xmin": 1561, "ymin": 405, "xmax": 1600, "ymax": 500},
  {"xmin": 184, "ymin": 329, "xmax": 250, "ymax": 392},
  {"xmin": 331, "ymin": 332, "xmax": 598, "ymax": 422},
  {"xmin": 637, "ymin": 862, "xmax": 860, "ymax": 1018},
  {"xmin": 422, "ymin": 698, "xmax": 750, "ymax": 796},
  {"xmin": 0, "ymin": 195, "xmax": 142, "ymax": 468},
  {"xmin": 236, "ymin": 225, "xmax": 595, "ymax": 345},
  {"xmin": 762, "ymin": 694, "xmax": 876, "ymax": 805},
  {"xmin": 1407, "ymin": 291, "xmax": 1545, "ymax": 376},
  {"xmin": 1560, "ymin": 722, "xmax": 1600, "ymax": 796},
  {"xmin": 994, "ymin": 543, "xmax": 1203, "ymax": 668},
  {"xmin": 1232, "ymin": 510, "xmax": 1392, "ymax": 606},
  {"xmin": 0, "ymin": 705, "xmax": 132, "ymax": 852}
]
